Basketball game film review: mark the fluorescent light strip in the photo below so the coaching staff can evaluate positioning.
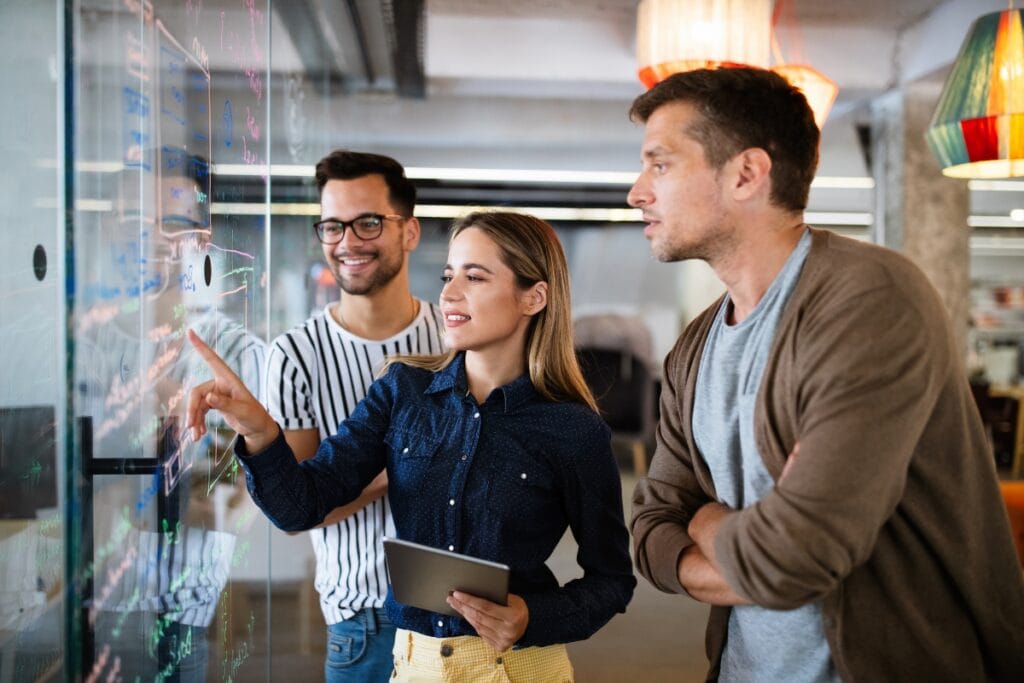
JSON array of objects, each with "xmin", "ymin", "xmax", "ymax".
[
  {"xmin": 804, "ymin": 212, "xmax": 873, "ymax": 226},
  {"xmin": 968, "ymin": 215, "xmax": 1024, "ymax": 228},
  {"xmin": 406, "ymin": 167, "xmax": 638, "ymax": 185},
  {"xmin": 53, "ymin": 200, "xmax": 1012, "ymax": 230},
  {"xmin": 209, "ymin": 202, "xmax": 876, "ymax": 225},
  {"xmin": 419, "ymin": 205, "xmax": 643, "ymax": 222},
  {"xmin": 36, "ymin": 159, "xmax": 128, "ymax": 173},
  {"xmin": 210, "ymin": 202, "xmax": 641, "ymax": 221},
  {"xmin": 206, "ymin": 163, "xmax": 881, "ymax": 190},
  {"xmin": 968, "ymin": 180, "xmax": 1024, "ymax": 192},
  {"xmin": 810, "ymin": 176, "xmax": 875, "ymax": 189},
  {"xmin": 211, "ymin": 202, "xmax": 316, "ymax": 215},
  {"xmin": 34, "ymin": 197, "xmax": 114, "ymax": 211},
  {"xmin": 212, "ymin": 163, "xmax": 304, "ymax": 177},
  {"xmin": 41, "ymin": 159, "xmax": 882, "ymax": 191}
]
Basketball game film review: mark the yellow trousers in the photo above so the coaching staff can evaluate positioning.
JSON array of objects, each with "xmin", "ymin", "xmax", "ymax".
[{"xmin": 390, "ymin": 628, "xmax": 574, "ymax": 682}]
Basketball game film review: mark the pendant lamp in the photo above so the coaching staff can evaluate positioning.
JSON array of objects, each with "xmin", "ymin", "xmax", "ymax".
[
  {"xmin": 769, "ymin": 0, "xmax": 838, "ymax": 130},
  {"xmin": 635, "ymin": 0, "xmax": 773, "ymax": 89},
  {"xmin": 772, "ymin": 65, "xmax": 837, "ymax": 129},
  {"xmin": 925, "ymin": 7, "xmax": 1024, "ymax": 178}
]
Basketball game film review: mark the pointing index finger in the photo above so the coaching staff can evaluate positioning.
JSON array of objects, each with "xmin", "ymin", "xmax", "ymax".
[{"xmin": 187, "ymin": 328, "xmax": 237, "ymax": 383}]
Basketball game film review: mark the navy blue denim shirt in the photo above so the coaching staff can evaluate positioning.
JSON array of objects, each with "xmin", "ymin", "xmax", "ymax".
[{"xmin": 237, "ymin": 352, "xmax": 635, "ymax": 647}]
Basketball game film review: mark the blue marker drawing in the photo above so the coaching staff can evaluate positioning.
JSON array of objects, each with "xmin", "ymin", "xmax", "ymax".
[
  {"xmin": 123, "ymin": 87, "xmax": 150, "ymax": 117},
  {"xmin": 222, "ymin": 99, "xmax": 233, "ymax": 148},
  {"xmin": 161, "ymin": 107, "xmax": 187, "ymax": 127}
]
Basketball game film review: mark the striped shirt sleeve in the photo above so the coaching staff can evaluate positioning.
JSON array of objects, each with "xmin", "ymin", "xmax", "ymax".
[{"xmin": 265, "ymin": 336, "xmax": 317, "ymax": 431}]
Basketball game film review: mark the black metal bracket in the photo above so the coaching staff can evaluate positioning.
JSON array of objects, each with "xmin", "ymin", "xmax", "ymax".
[{"xmin": 77, "ymin": 415, "xmax": 183, "ymax": 680}]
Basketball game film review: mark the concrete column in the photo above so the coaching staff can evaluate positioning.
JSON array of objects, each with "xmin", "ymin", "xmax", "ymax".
[{"xmin": 870, "ymin": 81, "xmax": 970, "ymax": 354}]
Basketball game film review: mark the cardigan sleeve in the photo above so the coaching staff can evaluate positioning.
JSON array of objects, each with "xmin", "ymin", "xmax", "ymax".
[
  {"xmin": 713, "ymin": 272, "xmax": 950, "ymax": 609},
  {"xmin": 631, "ymin": 323, "xmax": 718, "ymax": 594}
]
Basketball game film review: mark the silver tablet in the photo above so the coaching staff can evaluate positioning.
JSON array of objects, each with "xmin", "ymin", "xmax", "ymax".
[{"xmin": 382, "ymin": 537, "xmax": 510, "ymax": 617}]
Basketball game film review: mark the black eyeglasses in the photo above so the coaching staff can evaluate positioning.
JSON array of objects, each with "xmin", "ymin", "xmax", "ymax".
[{"xmin": 313, "ymin": 213, "xmax": 405, "ymax": 244}]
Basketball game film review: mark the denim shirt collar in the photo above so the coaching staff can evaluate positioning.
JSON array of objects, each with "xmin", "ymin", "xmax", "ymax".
[{"xmin": 426, "ymin": 351, "xmax": 537, "ymax": 413}]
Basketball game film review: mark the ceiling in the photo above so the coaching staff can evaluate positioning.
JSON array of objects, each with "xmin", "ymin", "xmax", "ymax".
[
  {"xmin": 139, "ymin": 0, "xmax": 1020, "ymax": 229},
  {"xmin": 254, "ymin": 1, "xmax": 1009, "ymax": 163},
  {"xmin": 425, "ymin": 0, "xmax": 945, "ymax": 28},
  {"xmin": 260, "ymin": 0, "xmax": 978, "ymax": 102}
]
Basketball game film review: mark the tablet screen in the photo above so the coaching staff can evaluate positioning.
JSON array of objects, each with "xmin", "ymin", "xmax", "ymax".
[{"xmin": 383, "ymin": 537, "xmax": 510, "ymax": 617}]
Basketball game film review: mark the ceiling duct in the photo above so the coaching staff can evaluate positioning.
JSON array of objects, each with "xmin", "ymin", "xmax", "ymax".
[
  {"xmin": 274, "ymin": 1, "xmax": 345, "ymax": 94},
  {"xmin": 383, "ymin": 0, "xmax": 427, "ymax": 98},
  {"xmin": 275, "ymin": 0, "xmax": 414, "ymax": 96},
  {"xmin": 345, "ymin": 0, "xmax": 379, "ymax": 86}
]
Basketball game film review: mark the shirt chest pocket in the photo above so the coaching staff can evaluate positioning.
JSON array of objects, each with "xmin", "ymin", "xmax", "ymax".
[
  {"xmin": 485, "ymin": 457, "xmax": 559, "ymax": 533},
  {"xmin": 385, "ymin": 428, "xmax": 441, "ymax": 496}
]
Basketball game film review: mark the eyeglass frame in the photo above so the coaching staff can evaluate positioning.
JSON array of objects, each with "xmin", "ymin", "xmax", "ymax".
[{"xmin": 313, "ymin": 213, "xmax": 407, "ymax": 244}]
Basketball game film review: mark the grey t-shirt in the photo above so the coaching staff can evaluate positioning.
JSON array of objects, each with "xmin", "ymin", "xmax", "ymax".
[{"xmin": 693, "ymin": 229, "xmax": 838, "ymax": 682}]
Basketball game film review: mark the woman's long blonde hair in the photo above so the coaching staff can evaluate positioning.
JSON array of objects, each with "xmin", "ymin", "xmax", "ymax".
[{"xmin": 385, "ymin": 211, "xmax": 597, "ymax": 413}]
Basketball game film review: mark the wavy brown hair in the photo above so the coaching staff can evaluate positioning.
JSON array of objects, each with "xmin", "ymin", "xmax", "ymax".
[
  {"xmin": 385, "ymin": 211, "xmax": 597, "ymax": 412},
  {"xmin": 630, "ymin": 67, "xmax": 819, "ymax": 212}
]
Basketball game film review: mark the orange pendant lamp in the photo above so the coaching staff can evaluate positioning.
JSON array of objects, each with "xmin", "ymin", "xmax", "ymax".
[
  {"xmin": 771, "ymin": 64, "xmax": 837, "ymax": 129},
  {"xmin": 635, "ymin": 0, "xmax": 837, "ymax": 129},
  {"xmin": 635, "ymin": 0, "xmax": 773, "ymax": 89},
  {"xmin": 768, "ymin": 0, "xmax": 838, "ymax": 129}
]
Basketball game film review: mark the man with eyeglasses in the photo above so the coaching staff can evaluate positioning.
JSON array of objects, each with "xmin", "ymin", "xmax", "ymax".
[{"xmin": 264, "ymin": 150, "xmax": 444, "ymax": 681}]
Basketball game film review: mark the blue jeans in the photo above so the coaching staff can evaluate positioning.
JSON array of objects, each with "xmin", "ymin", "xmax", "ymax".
[{"xmin": 325, "ymin": 607, "xmax": 396, "ymax": 682}]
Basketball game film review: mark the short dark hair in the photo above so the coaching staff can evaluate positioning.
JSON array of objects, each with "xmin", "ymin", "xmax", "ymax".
[
  {"xmin": 630, "ymin": 67, "xmax": 819, "ymax": 212},
  {"xmin": 314, "ymin": 149, "xmax": 416, "ymax": 216}
]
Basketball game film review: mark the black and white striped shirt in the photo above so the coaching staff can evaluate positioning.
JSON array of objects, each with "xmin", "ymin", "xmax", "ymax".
[{"xmin": 264, "ymin": 301, "xmax": 444, "ymax": 624}]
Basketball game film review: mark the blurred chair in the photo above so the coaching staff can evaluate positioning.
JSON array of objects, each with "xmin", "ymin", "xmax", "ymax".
[{"xmin": 574, "ymin": 314, "xmax": 659, "ymax": 476}]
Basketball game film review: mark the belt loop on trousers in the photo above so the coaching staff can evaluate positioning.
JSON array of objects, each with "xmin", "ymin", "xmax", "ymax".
[
  {"xmin": 406, "ymin": 630, "xmax": 413, "ymax": 661},
  {"xmin": 364, "ymin": 606, "xmax": 379, "ymax": 634}
]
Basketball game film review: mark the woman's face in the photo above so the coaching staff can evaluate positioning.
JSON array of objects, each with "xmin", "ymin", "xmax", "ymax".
[{"xmin": 439, "ymin": 227, "xmax": 541, "ymax": 357}]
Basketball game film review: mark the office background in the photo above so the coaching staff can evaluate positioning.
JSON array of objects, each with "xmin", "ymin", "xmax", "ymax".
[{"xmin": 1, "ymin": 1, "xmax": 1021, "ymax": 681}]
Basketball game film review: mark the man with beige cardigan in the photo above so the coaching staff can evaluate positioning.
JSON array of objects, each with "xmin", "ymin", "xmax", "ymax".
[{"xmin": 628, "ymin": 67, "xmax": 1024, "ymax": 682}]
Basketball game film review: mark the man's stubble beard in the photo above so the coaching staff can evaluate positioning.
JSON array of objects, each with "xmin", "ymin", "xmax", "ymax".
[{"xmin": 331, "ymin": 248, "xmax": 404, "ymax": 297}]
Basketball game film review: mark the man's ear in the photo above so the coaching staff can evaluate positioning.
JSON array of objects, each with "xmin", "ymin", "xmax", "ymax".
[
  {"xmin": 729, "ymin": 147, "xmax": 772, "ymax": 201},
  {"xmin": 403, "ymin": 216, "xmax": 422, "ymax": 252},
  {"xmin": 522, "ymin": 281, "xmax": 548, "ymax": 316}
]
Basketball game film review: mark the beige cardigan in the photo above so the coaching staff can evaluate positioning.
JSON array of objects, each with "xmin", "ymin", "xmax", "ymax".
[{"xmin": 632, "ymin": 228, "xmax": 1024, "ymax": 681}]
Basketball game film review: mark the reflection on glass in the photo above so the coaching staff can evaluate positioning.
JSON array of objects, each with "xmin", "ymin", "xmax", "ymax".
[
  {"xmin": 70, "ymin": 0, "xmax": 273, "ymax": 677},
  {"xmin": 2, "ymin": 0, "xmax": 274, "ymax": 678},
  {"xmin": 78, "ymin": 148, "xmax": 266, "ymax": 682}
]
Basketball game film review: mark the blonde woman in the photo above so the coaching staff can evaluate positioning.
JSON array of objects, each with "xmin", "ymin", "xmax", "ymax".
[{"xmin": 186, "ymin": 211, "xmax": 635, "ymax": 681}]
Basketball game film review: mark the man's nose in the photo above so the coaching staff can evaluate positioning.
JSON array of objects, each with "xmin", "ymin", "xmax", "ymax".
[
  {"xmin": 337, "ymin": 225, "xmax": 367, "ymax": 249},
  {"xmin": 627, "ymin": 176, "xmax": 649, "ymax": 208}
]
